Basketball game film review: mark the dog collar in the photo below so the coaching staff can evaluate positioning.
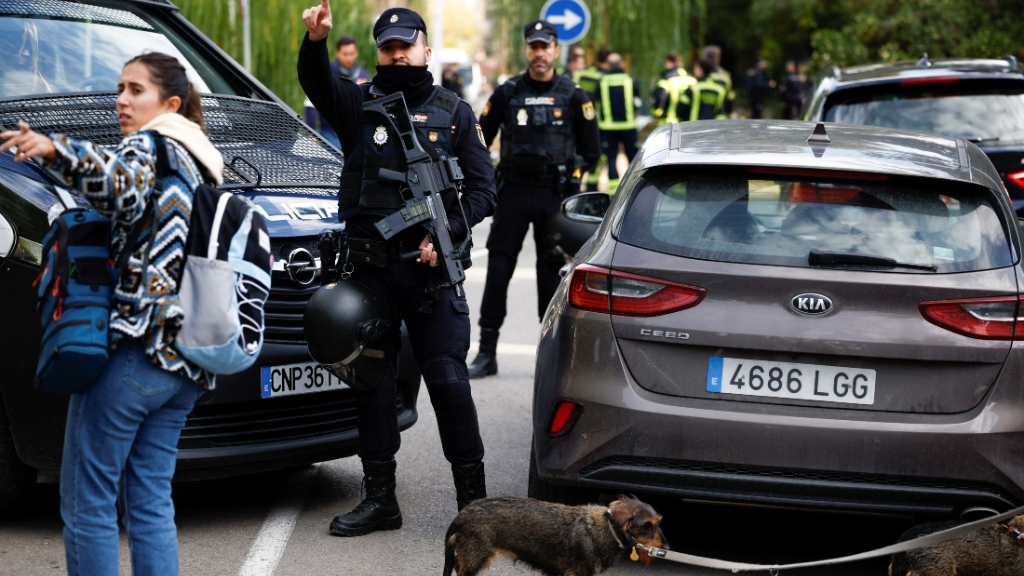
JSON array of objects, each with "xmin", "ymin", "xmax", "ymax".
[{"xmin": 604, "ymin": 509, "xmax": 637, "ymax": 550}]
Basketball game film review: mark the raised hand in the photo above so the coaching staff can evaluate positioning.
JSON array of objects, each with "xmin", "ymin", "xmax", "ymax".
[
  {"xmin": 0, "ymin": 121, "xmax": 56, "ymax": 162},
  {"xmin": 301, "ymin": 0, "xmax": 333, "ymax": 42}
]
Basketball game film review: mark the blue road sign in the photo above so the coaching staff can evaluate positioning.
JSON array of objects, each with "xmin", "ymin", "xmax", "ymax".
[{"xmin": 540, "ymin": 0, "xmax": 591, "ymax": 45}]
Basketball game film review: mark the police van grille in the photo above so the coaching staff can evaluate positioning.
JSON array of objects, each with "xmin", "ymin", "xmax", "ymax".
[
  {"xmin": 0, "ymin": 93, "xmax": 343, "ymax": 188},
  {"xmin": 264, "ymin": 281, "xmax": 317, "ymax": 344},
  {"xmin": 179, "ymin": 392, "xmax": 407, "ymax": 448}
]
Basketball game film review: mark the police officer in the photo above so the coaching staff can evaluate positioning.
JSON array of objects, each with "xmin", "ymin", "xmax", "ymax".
[
  {"xmin": 676, "ymin": 59, "xmax": 728, "ymax": 121},
  {"xmin": 466, "ymin": 20, "xmax": 600, "ymax": 379},
  {"xmin": 297, "ymin": 2, "xmax": 496, "ymax": 535},
  {"xmin": 780, "ymin": 59, "xmax": 804, "ymax": 120},
  {"xmin": 573, "ymin": 48, "xmax": 605, "ymax": 191},
  {"xmin": 746, "ymin": 57, "xmax": 775, "ymax": 119},
  {"xmin": 597, "ymin": 52, "xmax": 640, "ymax": 193}
]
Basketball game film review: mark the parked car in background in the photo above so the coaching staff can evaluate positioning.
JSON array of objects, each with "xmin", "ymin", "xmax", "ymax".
[
  {"xmin": 0, "ymin": 0, "xmax": 420, "ymax": 516},
  {"xmin": 805, "ymin": 56, "xmax": 1024, "ymax": 213},
  {"xmin": 532, "ymin": 119, "xmax": 1024, "ymax": 520}
]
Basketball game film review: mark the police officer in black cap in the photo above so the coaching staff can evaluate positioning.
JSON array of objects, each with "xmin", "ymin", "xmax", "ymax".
[
  {"xmin": 297, "ymin": 0, "xmax": 496, "ymax": 536},
  {"xmin": 467, "ymin": 19, "xmax": 600, "ymax": 379}
]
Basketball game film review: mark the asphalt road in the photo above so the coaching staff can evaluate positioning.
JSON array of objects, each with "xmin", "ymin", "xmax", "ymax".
[{"xmin": 0, "ymin": 219, "xmax": 918, "ymax": 576}]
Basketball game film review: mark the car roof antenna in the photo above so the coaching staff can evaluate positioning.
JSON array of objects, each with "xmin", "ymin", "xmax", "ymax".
[
  {"xmin": 807, "ymin": 122, "xmax": 830, "ymax": 158},
  {"xmin": 917, "ymin": 53, "xmax": 932, "ymax": 68}
]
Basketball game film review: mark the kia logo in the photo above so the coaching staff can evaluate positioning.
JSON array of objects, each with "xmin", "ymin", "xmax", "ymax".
[
  {"xmin": 791, "ymin": 293, "xmax": 833, "ymax": 315},
  {"xmin": 285, "ymin": 248, "xmax": 318, "ymax": 286}
]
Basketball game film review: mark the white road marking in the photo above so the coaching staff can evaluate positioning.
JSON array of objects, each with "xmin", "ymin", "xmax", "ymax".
[
  {"xmin": 469, "ymin": 342, "xmax": 537, "ymax": 356},
  {"xmin": 237, "ymin": 464, "xmax": 320, "ymax": 576}
]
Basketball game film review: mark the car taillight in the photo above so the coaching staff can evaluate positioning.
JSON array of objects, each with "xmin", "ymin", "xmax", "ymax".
[
  {"xmin": 548, "ymin": 401, "xmax": 582, "ymax": 436},
  {"xmin": 569, "ymin": 264, "xmax": 706, "ymax": 316},
  {"xmin": 1007, "ymin": 170, "xmax": 1024, "ymax": 191},
  {"xmin": 919, "ymin": 296, "xmax": 1022, "ymax": 340}
]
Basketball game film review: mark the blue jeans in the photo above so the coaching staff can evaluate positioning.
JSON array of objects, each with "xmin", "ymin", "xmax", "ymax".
[{"xmin": 60, "ymin": 341, "xmax": 204, "ymax": 576}]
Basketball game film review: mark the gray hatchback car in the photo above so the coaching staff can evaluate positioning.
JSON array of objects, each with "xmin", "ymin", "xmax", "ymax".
[{"xmin": 531, "ymin": 120, "xmax": 1024, "ymax": 519}]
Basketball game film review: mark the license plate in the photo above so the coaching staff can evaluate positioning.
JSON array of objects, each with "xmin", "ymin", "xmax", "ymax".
[
  {"xmin": 260, "ymin": 361, "xmax": 349, "ymax": 398},
  {"xmin": 706, "ymin": 356, "xmax": 875, "ymax": 405}
]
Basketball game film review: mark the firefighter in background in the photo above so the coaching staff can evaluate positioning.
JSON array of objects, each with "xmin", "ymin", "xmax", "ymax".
[
  {"xmin": 676, "ymin": 59, "xmax": 728, "ymax": 121},
  {"xmin": 702, "ymin": 45, "xmax": 734, "ymax": 119},
  {"xmin": 596, "ymin": 52, "xmax": 640, "ymax": 193}
]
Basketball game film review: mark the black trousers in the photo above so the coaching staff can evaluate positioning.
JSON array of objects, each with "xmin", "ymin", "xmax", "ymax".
[
  {"xmin": 349, "ymin": 256, "xmax": 484, "ymax": 467},
  {"xmin": 479, "ymin": 181, "xmax": 564, "ymax": 330},
  {"xmin": 599, "ymin": 129, "xmax": 639, "ymax": 181}
]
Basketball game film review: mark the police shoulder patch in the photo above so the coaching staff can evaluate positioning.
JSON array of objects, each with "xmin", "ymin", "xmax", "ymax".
[
  {"xmin": 476, "ymin": 124, "xmax": 486, "ymax": 147},
  {"xmin": 482, "ymin": 101, "xmax": 491, "ymax": 116},
  {"xmin": 582, "ymin": 101, "xmax": 595, "ymax": 121}
]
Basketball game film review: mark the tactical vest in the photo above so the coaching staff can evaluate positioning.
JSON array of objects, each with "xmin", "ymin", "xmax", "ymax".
[
  {"xmin": 598, "ymin": 72, "xmax": 636, "ymax": 131},
  {"xmin": 499, "ymin": 74, "xmax": 577, "ymax": 184},
  {"xmin": 677, "ymin": 79, "xmax": 727, "ymax": 121},
  {"xmin": 340, "ymin": 83, "xmax": 460, "ymax": 217}
]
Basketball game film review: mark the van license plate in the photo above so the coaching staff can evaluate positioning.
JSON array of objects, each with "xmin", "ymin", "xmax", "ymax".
[
  {"xmin": 261, "ymin": 361, "xmax": 349, "ymax": 398},
  {"xmin": 707, "ymin": 357, "xmax": 875, "ymax": 405}
]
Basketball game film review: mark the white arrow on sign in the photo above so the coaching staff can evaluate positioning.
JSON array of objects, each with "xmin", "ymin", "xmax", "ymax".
[{"xmin": 547, "ymin": 9, "xmax": 583, "ymax": 31}]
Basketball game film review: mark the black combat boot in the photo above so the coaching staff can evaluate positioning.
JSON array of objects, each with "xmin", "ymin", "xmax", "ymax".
[
  {"xmin": 329, "ymin": 458, "xmax": 403, "ymax": 537},
  {"xmin": 452, "ymin": 461, "xmax": 487, "ymax": 511},
  {"xmin": 467, "ymin": 328, "xmax": 499, "ymax": 379}
]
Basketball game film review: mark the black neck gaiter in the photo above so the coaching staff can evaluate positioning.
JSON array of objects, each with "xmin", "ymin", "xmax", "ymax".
[{"xmin": 372, "ymin": 65, "xmax": 435, "ymax": 107}]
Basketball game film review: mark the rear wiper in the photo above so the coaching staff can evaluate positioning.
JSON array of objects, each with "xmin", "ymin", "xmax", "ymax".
[
  {"xmin": 965, "ymin": 136, "xmax": 1000, "ymax": 143},
  {"xmin": 808, "ymin": 249, "xmax": 937, "ymax": 272}
]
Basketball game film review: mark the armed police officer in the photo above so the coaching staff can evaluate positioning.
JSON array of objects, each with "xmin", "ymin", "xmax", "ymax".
[
  {"xmin": 297, "ymin": 1, "xmax": 496, "ymax": 536},
  {"xmin": 466, "ymin": 20, "xmax": 600, "ymax": 379}
]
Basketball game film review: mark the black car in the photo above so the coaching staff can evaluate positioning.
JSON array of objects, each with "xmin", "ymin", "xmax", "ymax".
[
  {"xmin": 805, "ymin": 56, "xmax": 1024, "ymax": 213},
  {"xmin": 0, "ymin": 0, "xmax": 420, "ymax": 515}
]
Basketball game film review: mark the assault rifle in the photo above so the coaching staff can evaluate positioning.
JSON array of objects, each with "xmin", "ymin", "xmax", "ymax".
[{"xmin": 362, "ymin": 92, "xmax": 470, "ymax": 307}]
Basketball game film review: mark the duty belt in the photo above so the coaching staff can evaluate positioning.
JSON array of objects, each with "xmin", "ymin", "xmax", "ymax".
[{"xmin": 343, "ymin": 235, "xmax": 417, "ymax": 268}]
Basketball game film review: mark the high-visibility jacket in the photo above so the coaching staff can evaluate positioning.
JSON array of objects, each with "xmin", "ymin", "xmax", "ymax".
[
  {"xmin": 572, "ymin": 66, "xmax": 602, "ymax": 100},
  {"xmin": 708, "ymin": 68, "xmax": 735, "ymax": 119},
  {"xmin": 677, "ymin": 79, "xmax": 728, "ymax": 121},
  {"xmin": 597, "ymin": 72, "xmax": 636, "ymax": 131},
  {"xmin": 658, "ymin": 74, "xmax": 697, "ymax": 124}
]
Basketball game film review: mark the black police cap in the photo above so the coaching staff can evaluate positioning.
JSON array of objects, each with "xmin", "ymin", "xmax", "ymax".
[
  {"xmin": 374, "ymin": 8, "xmax": 426, "ymax": 48},
  {"xmin": 524, "ymin": 19, "xmax": 557, "ymax": 45}
]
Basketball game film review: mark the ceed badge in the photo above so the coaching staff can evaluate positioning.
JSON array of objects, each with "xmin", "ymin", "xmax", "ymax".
[
  {"xmin": 517, "ymin": 108, "xmax": 528, "ymax": 126},
  {"xmin": 373, "ymin": 126, "xmax": 388, "ymax": 146}
]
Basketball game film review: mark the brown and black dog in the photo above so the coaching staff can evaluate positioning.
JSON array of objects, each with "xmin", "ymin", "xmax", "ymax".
[
  {"xmin": 442, "ymin": 495, "xmax": 667, "ymax": 576},
  {"xmin": 889, "ymin": 514, "xmax": 1024, "ymax": 576}
]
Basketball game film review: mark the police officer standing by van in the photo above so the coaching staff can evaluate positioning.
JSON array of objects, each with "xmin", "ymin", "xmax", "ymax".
[
  {"xmin": 297, "ymin": 1, "xmax": 496, "ymax": 536},
  {"xmin": 467, "ymin": 20, "xmax": 600, "ymax": 379}
]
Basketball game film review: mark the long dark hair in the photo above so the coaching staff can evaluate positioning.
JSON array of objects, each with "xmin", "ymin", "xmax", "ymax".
[{"xmin": 125, "ymin": 52, "xmax": 206, "ymax": 132}]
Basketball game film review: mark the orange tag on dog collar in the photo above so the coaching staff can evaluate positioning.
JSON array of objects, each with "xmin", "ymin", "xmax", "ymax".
[{"xmin": 630, "ymin": 549, "xmax": 639, "ymax": 562}]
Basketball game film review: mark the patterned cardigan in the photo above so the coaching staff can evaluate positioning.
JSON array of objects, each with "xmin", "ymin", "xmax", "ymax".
[{"xmin": 45, "ymin": 131, "xmax": 214, "ymax": 389}]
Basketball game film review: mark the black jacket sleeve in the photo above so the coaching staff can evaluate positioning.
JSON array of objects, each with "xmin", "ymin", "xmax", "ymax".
[
  {"xmin": 297, "ymin": 33, "xmax": 363, "ymax": 157},
  {"xmin": 448, "ymin": 101, "xmax": 497, "ymax": 239},
  {"xmin": 571, "ymin": 87, "xmax": 601, "ymax": 172},
  {"xmin": 478, "ymin": 83, "xmax": 507, "ymax": 147}
]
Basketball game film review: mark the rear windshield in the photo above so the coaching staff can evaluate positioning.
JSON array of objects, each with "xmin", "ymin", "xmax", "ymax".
[
  {"xmin": 617, "ymin": 167, "xmax": 1014, "ymax": 274},
  {"xmin": 824, "ymin": 81, "xmax": 1024, "ymax": 143},
  {"xmin": 0, "ymin": 2, "xmax": 234, "ymax": 99}
]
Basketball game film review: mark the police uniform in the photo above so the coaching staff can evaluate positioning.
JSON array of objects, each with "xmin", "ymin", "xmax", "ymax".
[
  {"xmin": 297, "ymin": 7, "xmax": 496, "ymax": 534},
  {"xmin": 467, "ymin": 20, "xmax": 600, "ymax": 379},
  {"xmin": 572, "ymin": 64, "xmax": 604, "ymax": 190}
]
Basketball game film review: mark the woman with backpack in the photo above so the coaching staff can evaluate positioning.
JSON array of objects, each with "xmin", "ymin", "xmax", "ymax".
[{"xmin": 0, "ymin": 53, "xmax": 223, "ymax": 576}]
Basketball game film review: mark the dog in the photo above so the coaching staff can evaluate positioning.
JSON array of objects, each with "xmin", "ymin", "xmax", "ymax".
[
  {"xmin": 889, "ymin": 514, "xmax": 1024, "ymax": 576},
  {"xmin": 442, "ymin": 495, "xmax": 667, "ymax": 576}
]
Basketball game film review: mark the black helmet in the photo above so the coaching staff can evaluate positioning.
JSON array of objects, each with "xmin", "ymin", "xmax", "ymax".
[
  {"xmin": 304, "ymin": 279, "xmax": 393, "ymax": 391},
  {"xmin": 543, "ymin": 192, "xmax": 610, "ymax": 265}
]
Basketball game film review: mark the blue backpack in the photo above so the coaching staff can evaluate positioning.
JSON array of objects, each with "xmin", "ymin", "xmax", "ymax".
[{"xmin": 34, "ymin": 188, "xmax": 151, "ymax": 394}]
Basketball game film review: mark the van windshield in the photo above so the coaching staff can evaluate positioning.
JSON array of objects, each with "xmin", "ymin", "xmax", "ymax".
[
  {"xmin": 617, "ymin": 167, "xmax": 1015, "ymax": 274},
  {"xmin": 0, "ymin": 3, "xmax": 234, "ymax": 99}
]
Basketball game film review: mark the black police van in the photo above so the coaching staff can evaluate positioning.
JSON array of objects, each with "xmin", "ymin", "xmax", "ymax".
[
  {"xmin": 0, "ymin": 0, "xmax": 420, "ymax": 515},
  {"xmin": 805, "ymin": 56, "xmax": 1024, "ymax": 213}
]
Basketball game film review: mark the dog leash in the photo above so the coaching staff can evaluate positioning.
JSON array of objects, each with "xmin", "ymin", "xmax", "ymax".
[{"xmin": 633, "ymin": 504, "xmax": 1024, "ymax": 572}]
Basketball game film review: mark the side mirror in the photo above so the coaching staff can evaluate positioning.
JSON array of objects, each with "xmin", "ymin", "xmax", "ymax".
[{"xmin": 562, "ymin": 192, "xmax": 611, "ymax": 223}]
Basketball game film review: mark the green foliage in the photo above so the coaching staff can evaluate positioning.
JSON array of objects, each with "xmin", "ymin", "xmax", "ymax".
[
  {"xmin": 810, "ymin": 0, "xmax": 1024, "ymax": 69},
  {"xmin": 486, "ymin": 0, "xmax": 707, "ymax": 99},
  {"xmin": 175, "ymin": 0, "xmax": 375, "ymax": 112}
]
